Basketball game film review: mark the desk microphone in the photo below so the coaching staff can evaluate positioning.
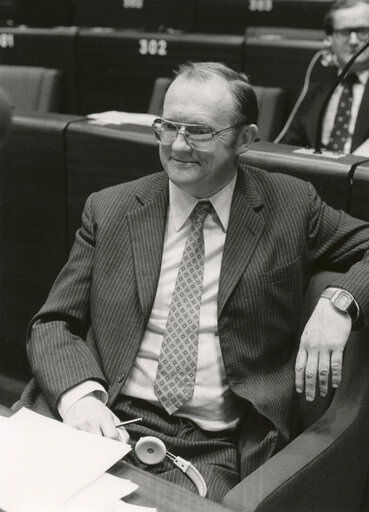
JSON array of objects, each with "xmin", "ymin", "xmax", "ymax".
[{"xmin": 314, "ymin": 37, "xmax": 369, "ymax": 154}]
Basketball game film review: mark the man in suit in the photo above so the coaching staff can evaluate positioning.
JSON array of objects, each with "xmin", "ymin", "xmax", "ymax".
[
  {"xmin": 16, "ymin": 61, "xmax": 369, "ymax": 502},
  {"xmin": 282, "ymin": 0, "xmax": 369, "ymax": 154}
]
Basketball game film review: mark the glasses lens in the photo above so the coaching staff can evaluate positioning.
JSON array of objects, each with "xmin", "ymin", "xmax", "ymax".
[
  {"xmin": 157, "ymin": 120, "xmax": 178, "ymax": 145},
  {"xmin": 334, "ymin": 27, "xmax": 369, "ymax": 41},
  {"xmin": 357, "ymin": 28, "xmax": 369, "ymax": 41},
  {"xmin": 186, "ymin": 125, "xmax": 213, "ymax": 149}
]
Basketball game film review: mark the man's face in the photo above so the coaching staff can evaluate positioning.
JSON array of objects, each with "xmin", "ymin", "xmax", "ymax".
[
  {"xmin": 330, "ymin": 3, "xmax": 369, "ymax": 72},
  {"xmin": 159, "ymin": 75, "xmax": 255, "ymax": 198}
]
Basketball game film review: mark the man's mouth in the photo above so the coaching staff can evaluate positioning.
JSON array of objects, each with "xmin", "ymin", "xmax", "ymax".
[{"xmin": 172, "ymin": 157, "xmax": 197, "ymax": 164}]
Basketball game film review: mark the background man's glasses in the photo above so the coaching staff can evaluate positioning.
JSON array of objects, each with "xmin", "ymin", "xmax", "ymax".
[
  {"xmin": 333, "ymin": 27, "xmax": 369, "ymax": 42},
  {"xmin": 152, "ymin": 118, "xmax": 241, "ymax": 150}
]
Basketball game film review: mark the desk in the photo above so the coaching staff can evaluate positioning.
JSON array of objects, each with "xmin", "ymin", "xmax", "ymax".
[
  {"xmin": 240, "ymin": 141, "xmax": 369, "ymax": 213},
  {"xmin": 0, "ymin": 405, "xmax": 231, "ymax": 512}
]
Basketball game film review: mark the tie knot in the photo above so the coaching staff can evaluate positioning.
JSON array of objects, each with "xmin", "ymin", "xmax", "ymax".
[
  {"xmin": 191, "ymin": 201, "xmax": 213, "ymax": 226},
  {"xmin": 343, "ymin": 73, "xmax": 358, "ymax": 86}
]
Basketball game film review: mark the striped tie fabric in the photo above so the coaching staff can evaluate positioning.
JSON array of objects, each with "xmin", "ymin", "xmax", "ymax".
[
  {"xmin": 154, "ymin": 201, "xmax": 212, "ymax": 415},
  {"xmin": 327, "ymin": 73, "xmax": 358, "ymax": 153}
]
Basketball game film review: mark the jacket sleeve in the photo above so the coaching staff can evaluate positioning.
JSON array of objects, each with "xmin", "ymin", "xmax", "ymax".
[
  {"xmin": 27, "ymin": 193, "xmax": 107, "ymax": 414},
  {"xmin": 307, "ymin": 183, "xmax": 369, "ymax": 326}
]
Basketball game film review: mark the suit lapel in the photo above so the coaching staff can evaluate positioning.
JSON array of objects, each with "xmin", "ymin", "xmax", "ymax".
[
  {"xmin": 352, "ymin": 79, "xmax": 369, "ymax": 151},
  {"xmin": 218, "ymin": 167, "xmax": 265, "ymax": 317},
  {"xmin": 127, "ymin": 175, "xmax": 169, "ymax": 323}
]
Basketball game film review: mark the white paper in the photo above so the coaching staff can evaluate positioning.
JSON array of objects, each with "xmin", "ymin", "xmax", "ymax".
[
  {"xmin": 352, "ymin": 138, "xmax": 369, "ymax": 157},
  {"xmin": 103, "ymin": 501, "xmax": 157, "ymax": 512},
  {"xmin": 87, "ymin": 111, "xmax": 156, "ymax": 126},
  {"xmin": 0, "ymin": 408, "xmax": 131, "ymax": 512},
  {"xmin": 59, "ymin": 473, "xmax": 138, "ymax": 512}
]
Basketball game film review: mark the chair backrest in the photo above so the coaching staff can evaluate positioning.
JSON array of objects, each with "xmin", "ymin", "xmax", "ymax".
[
  {"xmin": 253, "ymin": 85, "xmax": 287, "ymax": 142},
  {"xmin": 0, "ymin": 65, "xmax": 61, "ymax": 112},
  {"xmin": 147, "ymin": 77, "xmax": 287, "ymax": 142},
  {"xmin": 223, "ymin": 270, "xmax": 369, "ymax": 512}
]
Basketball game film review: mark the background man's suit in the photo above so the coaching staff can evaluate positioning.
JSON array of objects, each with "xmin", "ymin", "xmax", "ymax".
[
  {"xmin": 16, "ymin": 165, "xmax": 369, "ymax": 479},
  {"xmin": 282, "ymin": 68, "xmax": 369, "ymax": 151}
]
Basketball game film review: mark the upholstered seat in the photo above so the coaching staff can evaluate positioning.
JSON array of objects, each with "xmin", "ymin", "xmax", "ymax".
[
  {"xmin": 0, "ymin": 65, "xmax": 61, "ymax": 112},
  {"xmin": 223, "ymin": 271, "xmax": 369, "ymax": 512}
]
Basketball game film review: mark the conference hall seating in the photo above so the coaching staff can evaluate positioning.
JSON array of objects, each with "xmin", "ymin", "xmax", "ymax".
[
  {"xmin": 66, "ymin": 119, "xmax": 161, "ymax": 244},
  {"xmin": 244, "ymin": 27, "xmax": 328, "ymax": 110},
  {"xmin": 76, "ymin": 29, "xmax": 244, "ymax": 114},
  {"xmin": 350, "ymin": 160, "xmax": 369, "ymax": 222},
  {"xmin": 0, "ymin": 26, "xmax": 79, "ymax": 113},
  {"xmin": 0, "ymin": 112, "xmax": 81, "ymax": 399},
  {"xmin": 195, "ymin": 0, "xmax": 333, "ymax": 34},
  {"xmin": 0, "ymin": 65, "xmax": 61, "ymax": 112},
  {"xmin": 73, "ymin": 0, "xmax": 197, "ymax": 32}
]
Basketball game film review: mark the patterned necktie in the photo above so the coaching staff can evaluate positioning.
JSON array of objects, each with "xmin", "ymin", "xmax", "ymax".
[
  {"xmin": 326, "ymin": 73, "xmax": 358, "ymax": 153},
  {"xmin": 154, "ymin": 201, "xmax": 213, "ymax": 415}
]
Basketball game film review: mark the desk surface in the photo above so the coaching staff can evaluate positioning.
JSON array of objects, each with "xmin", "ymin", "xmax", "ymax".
[{"xmin": 0, "ymin": 405, "xmax": 231, "ymax": 512}]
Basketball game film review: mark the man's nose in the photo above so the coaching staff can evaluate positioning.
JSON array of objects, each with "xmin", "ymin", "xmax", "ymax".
[
  {"xmin": 171, "ymin": 129, "xmax": 191, "ymax": 151},
  {"xmin": 348, "ymin": 30, "xmax": 360, "ymax": 45}
]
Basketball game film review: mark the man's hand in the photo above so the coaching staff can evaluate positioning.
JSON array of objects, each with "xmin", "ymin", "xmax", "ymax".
[
  {"xmin": 63, "ymin": 393, "xmax": 129, "ymax": 442},
  {"xmin": 295, "ymin": 297, "xmax": 352, "ymax": 401}
]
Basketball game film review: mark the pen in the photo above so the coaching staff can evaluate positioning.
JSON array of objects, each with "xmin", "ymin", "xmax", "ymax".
[{"xmin": 116, "ymin": 417, "xmax": 143, "ymax": 428}]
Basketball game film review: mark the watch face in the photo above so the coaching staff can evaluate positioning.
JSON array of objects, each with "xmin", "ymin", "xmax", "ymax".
[{"xmin": 335, "ymin": 292, "xmax": 352, "ymax": 310}]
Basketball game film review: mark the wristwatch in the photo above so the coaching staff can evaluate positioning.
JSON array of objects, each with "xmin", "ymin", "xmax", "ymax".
[{"xmin": 321, "ymin": 287, "xmax": 359, "ymax": 322}]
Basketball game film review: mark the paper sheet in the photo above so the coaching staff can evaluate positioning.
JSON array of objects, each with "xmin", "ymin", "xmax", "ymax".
[
  {"xmin": 103, "ymin": 501, "xmax": 157, "ymax": 512},
  {"xmin": 87, "ymin": 111, "xmax": 156, "ymax": 126},
  {"xmin": 0, "ymin": 408, "xmax": 131, "ymax": 512},
  {"xmin": 59, "ymin": 473, "xmax": 138, "ymax": 512}
]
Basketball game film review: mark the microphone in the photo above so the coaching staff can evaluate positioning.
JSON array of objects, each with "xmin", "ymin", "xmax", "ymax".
[{"xmin": 314, "ymin": 37, "xmax": 369, "ymax": 154}]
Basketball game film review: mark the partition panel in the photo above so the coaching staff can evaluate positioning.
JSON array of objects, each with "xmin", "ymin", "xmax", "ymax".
[
  {"xmin": 195, "ymin": 0, "xmax": 333, "ymax": 34},
  {"xmin": 76, "ymin": 29, "xmax": 244, "ymax": 114},
  {"xmin": 240, "ymin": 142, "xmax": 365, "ymax": 212},
  {"xmin": 350, "ymin": 162, "xmax": 369, "ymax": 222},
  {"xmin": 73, "ymin": 0, "xmax": 196, "ymax": 32},
  {"xmin": 0, "ymin": 112, "xmax": 79, "ymax": 379}
]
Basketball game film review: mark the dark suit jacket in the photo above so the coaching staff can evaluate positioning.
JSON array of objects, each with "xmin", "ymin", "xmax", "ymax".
[
  {"xmin": 282, "ymin": 69, "xmax": 369, "ymax": 151},
  {"xmin": 17, "ymin": 165, "xmax": 369, "ymax": 478}
]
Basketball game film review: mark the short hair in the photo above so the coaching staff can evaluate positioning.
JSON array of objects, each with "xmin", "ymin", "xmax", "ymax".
[
  {"xmin": 173, "ymin": 61, "xmax": 258, "ymax": 125},
  {"xmin": 324, "ymin": 0, "xmax": 369, "ymax": 34}
]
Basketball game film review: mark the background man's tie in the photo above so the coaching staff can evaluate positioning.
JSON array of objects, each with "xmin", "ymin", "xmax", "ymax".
[
  {"xmin": 154, "ymin": 201, "xmax": 213, "ymax": 414},
  {"xmin": 327, "ymin": 73, "xmax": 358, "ymax": 153}
]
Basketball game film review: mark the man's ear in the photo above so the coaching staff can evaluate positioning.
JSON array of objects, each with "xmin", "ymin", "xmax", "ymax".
[{"xmin": 236, "ymin": 124, "xmax": 259, "ymax": 155}]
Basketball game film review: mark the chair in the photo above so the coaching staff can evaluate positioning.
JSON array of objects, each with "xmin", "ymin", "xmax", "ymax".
[
  {"xmin": 147, "ymin": 77, "xmax": 287, "ymax": 142},
  {"xmin": 223, "ymin": 270, "xmax": 369, "ymax": 512},
  {"xmin": 0, "ymin": 65, "xmax": 61, "ymax": 112}
]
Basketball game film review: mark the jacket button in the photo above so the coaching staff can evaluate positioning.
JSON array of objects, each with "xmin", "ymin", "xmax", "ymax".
[{"xmin": 117, "ymin": 373, "xmax": 125, "ymax": 383}]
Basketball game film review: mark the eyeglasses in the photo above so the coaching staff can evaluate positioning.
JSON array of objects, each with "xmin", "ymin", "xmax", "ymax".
[
  {"xmin": 333, "ymin": 27, "xmax": 369, "ymax": 42},
  {"xmin": 152, "ymin": 118, "xmax": 242, "ymax": 150}
]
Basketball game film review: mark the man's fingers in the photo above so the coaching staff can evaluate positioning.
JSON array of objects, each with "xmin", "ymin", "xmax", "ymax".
[
  {"xmin": 304, "ymin": 351, "xmax": 318, "ymax": 401},
  {"xmin": 100, "ymin": 417, "xmax": 121, "ymax": 441},
  {"xmin": 295, "ymin": 350, "xmax": 307, "ymax": 393},
  {"xmin": 331, "ymin": 350, "xmax": 343, "ymax": 388},
  {"xmin": 318, "ymin": 350, "xmax": 330, "ymax": 397}
]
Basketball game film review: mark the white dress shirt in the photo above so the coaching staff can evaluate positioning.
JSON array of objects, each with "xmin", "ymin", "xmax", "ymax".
[
  {"xmin": 322, "ymin": 70, "xmax": 369, "ymax": 154},
  {"xmin": 59, "ymin": 174, "xmax": 242, "ymax": 432}
]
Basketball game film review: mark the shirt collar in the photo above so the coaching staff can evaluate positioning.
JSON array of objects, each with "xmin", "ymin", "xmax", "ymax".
[
  {"xmin": 169, "ymin": 173, "xmax": 237, "ymax": 233},
  {"xmin": 357, "ymin": 69, "xmax": 369, "ymax": 84}
]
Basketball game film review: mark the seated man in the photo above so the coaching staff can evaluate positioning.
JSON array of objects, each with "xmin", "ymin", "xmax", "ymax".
[
  {"xmin": 16, "ymin": 61, "xmax": 369, "ymax": 503},
  {"xmin": 282, "ymin": 0, "xmax": 369, "ymax": 155}
]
